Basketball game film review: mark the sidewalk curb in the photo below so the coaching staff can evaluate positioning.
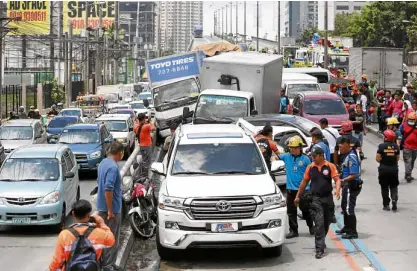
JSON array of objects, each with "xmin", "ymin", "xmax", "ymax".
[
  {"xmin": 116, "ymin": 220, "xmax": 135, "ymax": 269},
  {"xmin": 366, "ymin": 124, "xmax": 383, "ymax": 139}
]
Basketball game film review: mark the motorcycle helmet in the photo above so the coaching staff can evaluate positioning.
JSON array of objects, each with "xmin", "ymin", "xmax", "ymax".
[
  {"xmin": 383, "ymin": 129, "xmax": 396, "ymax": 142},
  {"xmin": 386, "ymin": 117, "xmax": 400, "ymax": 126},
  {"xmin": 341, "ymin": 121, "xmax": 353, "ymax": 134},
  {"xmin": 368, "ymin": 106, "xmax": 375, "ymax": 114}
]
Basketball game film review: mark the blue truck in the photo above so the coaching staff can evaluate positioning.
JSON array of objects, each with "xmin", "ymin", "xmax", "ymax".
[{"xmin": 194, "ymin": 25, "xmax": 203, "ymax": 38}]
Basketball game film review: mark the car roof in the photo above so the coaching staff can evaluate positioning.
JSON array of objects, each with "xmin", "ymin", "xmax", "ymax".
[
  {"xmin": 299, "ymin": 91, "xmax": 341, "ymax": 100},
  {"xmin": 96, "ymin": 114, "xmax": 131, "ymax": 120},
  {"xmin": 3, "ymin": 119, "xmax": 39, "ymax": 126},
  {"xmin": 282, "ymin": 73, "xmax": 317, "ymax": 81},
  {"xmin": 65, "ymin": 123, "xmax": 101, "ymax": 130},
  {"xmin": 10, "ymin": 144, "xmax": 67, "ymax": 158},
  {"xmin": 61, "ymin": 108, "xmax": 82, "ymax": 111},
  {"xmin": 200, "ymin": 89, "xmax": 253, "ymax": 99},
  {"xmin": 243, "ymin": 114, "xmax": 319, "ymax": 135},
  {"xmin": 178, "ymin": 124, "xmax": 253, "ymax": 145}
]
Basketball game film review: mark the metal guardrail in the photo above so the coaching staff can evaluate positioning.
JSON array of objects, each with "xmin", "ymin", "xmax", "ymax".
[{"xmin": 120, "ymin": 146, "xmax": 141, "ymax": 178}]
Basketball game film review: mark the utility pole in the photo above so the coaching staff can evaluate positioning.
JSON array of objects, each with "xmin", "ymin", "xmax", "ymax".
[
  {"xmin": 324, "ymin": 1, "xmax": 328, "ymax": 68},
  {"xmin": 133, "ymin": 2, "xmax": 140, "ymax": 84},
  {"xmin": 277, "ymin": 1, "xmax": 280, "ymax": 54},
  {"xmin": 113, "ymin": 1, "xmax": 119, "ymax": 85},
  {"xmin": 49, "ymin": 2, "xmax": 55, "ymax": 81},
  {"xmin": 58, "ymin": 1, "xmax": 62, "ymax": 87},
  {"xmin": 222, "ymin": 7, "xmax": 224, "ymax": 40},
  {"xmin": 230, "ymin": 2, "xmax": 232, "ymax": 36},
  {"xmin": 213, "ymin": 12, "xmax": 215, "ymax": 36},
  {"xmin": 244, "ymin": 1, "xmax": 246, "ymax": 42},
  {"xmin": 95, "ymin": 2, "xmax": 103, "ymax": 89},
  {"xmin": 68, "ymin": 22, "xmax": 73, "ymax": 104},
  {"xmin": 225, "ymin": 5, "xmax": 228, "ymax": 37},
  {"xmin": 235, "ymin": 1, "xmax": 238, "ymax": 37},
  {"xmin": 84, "ymin": 1, "xmax": 89, "ymax": 94},
  {"xmin": 64, "ymin": 32, "xmax": 68, "ymax": 106},
  {"xmin": 256, "ymin": 1, "xmax": 259, "ymax": 52}
]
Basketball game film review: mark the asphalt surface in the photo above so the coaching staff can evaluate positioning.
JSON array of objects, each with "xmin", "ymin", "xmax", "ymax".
[
  {"xmin": 0, "ymin": 161, "xmax": 125, "ymax": 271},
  {"xmin": 126, "ymin": 132, "xmax": 417, "ymax": 271}
]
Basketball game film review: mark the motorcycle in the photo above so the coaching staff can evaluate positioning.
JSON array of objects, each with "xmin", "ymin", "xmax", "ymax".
[{"xmin": 127, "ymin": 178, "xmax": 157, "ymax": 238}]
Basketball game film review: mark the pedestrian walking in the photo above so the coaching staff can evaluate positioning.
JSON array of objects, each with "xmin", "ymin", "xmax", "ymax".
[
  {"xmin": 350, "ymin": 104, "xmax": 366, "ymax": 146},
  {"xmin": 379, "ymin": 90, "xmax": 393, "ymax": 131},
  {"xmin": 336, "ymin": 137, "xmax": 362, "ymax": 239},
  {"xmin": 97, "ymin": 141, "xmax": 124, "ymax": 271},
  {"xmin": 402, "ymin": 100, "xmax": 413, "ymax": 124},
  {"xmin": 377, "ymin": 130, "xmax": 400, "ymax": 211},
  {"xmin": 49, "ymin": 200, "xmax": 115, "ymax": 271},
  {"xmin": 163, "ymin": 123, "xmax": 178, "ymax": 152},
  {"xmin": 319, "ymin": 118, "xmax": 340, "ymax": 163},
  {"xmin": 136, "ymin": 112, "xmax": 156, "ymax": 179},
  {"xmin": 391, "ymin": 92, "xmax": 404, "ymax": 123},
  {"xmin": 402, "ymin": 112, "xmax": 417, "ymax": 182},
  {"xmin": 376, "ymin": 90, "xmax": 385, "ymax": 132},
  {"xmin": 295, "ymin": 147, "xmax": 341, "ymax": 259},
  {"xmin": 403, "ymin": 82, "xmax": 414, "ymax": 104},
  {"xmin": 279, "ymin": 136, "xmax": 314, "ymax": 239}
]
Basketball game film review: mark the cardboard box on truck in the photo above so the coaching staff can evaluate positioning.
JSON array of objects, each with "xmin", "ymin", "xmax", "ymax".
[{"xmin": 200, "ymin": 52, "xmax": 283, "ymax": 114}]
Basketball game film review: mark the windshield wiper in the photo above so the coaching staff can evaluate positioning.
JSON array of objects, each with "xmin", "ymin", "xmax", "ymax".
[
  {"xmin": 0, "ymin": 179, "xmax": 15, "ymax": 182},
  {"xmin": 59, "ymin": 141, "xmax": 71, "ymax": 144},
  {"xmin": 212, "ymin": 171, "xmax": 256, "ymax": 175},
  {"xmin": 172, "ymin": 171, "xmax": 211, "ymax": 175},
  {"xmin": 20, "ymin": 178, "xmax": 50, "ymax": 182}
]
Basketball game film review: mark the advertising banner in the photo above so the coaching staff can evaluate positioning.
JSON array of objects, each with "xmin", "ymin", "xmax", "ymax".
[
  {"xmin": 146, "ymin": 52, "xmax": 201, "ymax": 84},
  {"xmin": 63, "ymin": 1, "xmax": 115, "ymax": 35},
  {"xmin": 7, "ymin": 1, "xmax": 50, "ymax": 35}
]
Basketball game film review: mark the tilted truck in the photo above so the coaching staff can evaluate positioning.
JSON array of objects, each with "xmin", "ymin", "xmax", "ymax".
[
  {"xmin": 183, "ymin": 52, "xmax": 283, "ymax": 124},
  {"xmin": 349, "ymin": 47, "xmax": 403, "ymax": 92}
]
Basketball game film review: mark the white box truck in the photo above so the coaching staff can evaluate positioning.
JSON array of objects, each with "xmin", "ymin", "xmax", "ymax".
[
  {"xmin": 185, "ymin": 52, "xmax": 283, "ymax": 124},
  {"xmin": 349, "ymin": 47, "xmax": 403, "ymax": 91}
]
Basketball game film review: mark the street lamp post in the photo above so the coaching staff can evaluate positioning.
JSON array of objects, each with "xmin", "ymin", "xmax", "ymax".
[
  {"xmin": 235, "ymin": 1, "xmax": 238, "ymax": 38},
  {"xmin": 256, "ymin": 1, "xmax": 259, "ymax": 52}
]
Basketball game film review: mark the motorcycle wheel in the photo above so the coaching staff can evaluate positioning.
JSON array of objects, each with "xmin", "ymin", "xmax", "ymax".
[{"xmin": 129, "ymin": 203, "xmax": 156, "ymax": 239}]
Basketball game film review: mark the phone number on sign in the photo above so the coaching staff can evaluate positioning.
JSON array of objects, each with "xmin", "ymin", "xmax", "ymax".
[{"xmin": 157, "ymin": 65, "xmax": 189, "ymax": 75}]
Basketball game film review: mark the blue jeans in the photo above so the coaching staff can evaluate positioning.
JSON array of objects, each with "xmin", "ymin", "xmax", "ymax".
[{"xmin": 353, "ymin": 131, "xmax": 363, "ymax": 146}]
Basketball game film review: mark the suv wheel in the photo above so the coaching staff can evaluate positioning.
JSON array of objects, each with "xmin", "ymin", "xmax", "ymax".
[
  {"xmin": 156, "ymin": 228, "xmax": 179, "ymax": 261},
  {"xmin": 263, "ymin": 245, "xmax": 283, "ymax": 258}
]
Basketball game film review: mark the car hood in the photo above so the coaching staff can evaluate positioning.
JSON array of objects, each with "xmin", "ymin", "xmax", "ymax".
[
  {"xmin": 0, "ymin": 180, "xmax": 58, "ymax": 198},
  {"xmin": 2, "ymin": 140, "xmax": 33, "ymax": 150},
  {"xmin": 304, "ymin": 114, "xmax": 348, "ymax": 126},
  {"xmin": 66, "ymin": 143, "xmax": 101, "ymax": 153},
  {"xmin": 110, "ymin": 131, "xmax": 128, "ymax": 139},
  {"xmin": 47, "ymin": 127, "xmax": 64, "ymax": 135},
  {"xmin": 166, "ymin": 174, "xmax": 276, "ymax": 198}
]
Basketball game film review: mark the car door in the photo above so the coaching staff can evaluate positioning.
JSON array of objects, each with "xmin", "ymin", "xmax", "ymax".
[{"xmin": 63, "ymin": 149, "xmax": 77, "ymax": 206}]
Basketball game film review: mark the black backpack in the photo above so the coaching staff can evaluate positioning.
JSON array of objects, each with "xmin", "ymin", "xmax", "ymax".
[
  {"xmin": 65, "ymin": 226, "xmax": 99, "ymax": 271},
  {"xmin": 257, "ymin": 137, "xmax": 272, "ymax": 163}
]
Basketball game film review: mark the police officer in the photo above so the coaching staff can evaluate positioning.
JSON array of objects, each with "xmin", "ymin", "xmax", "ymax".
[
  {"xmin": 278, "ymin": 136, "xmax": 314, "ymax": 239},
  {"xmin": 295, "ymin": 148, "xmax": 341, "ymax": 259},
  {"xmin": 336, "ymin": 137, "xmax": 362, "ymax": 239},
  {"xmin": 334, "ymin": 122, "xmax": 361, "ymax": 168},
  {"xmin": 377, "ymin": 130, "xmax": 400, "ymax": 211}
]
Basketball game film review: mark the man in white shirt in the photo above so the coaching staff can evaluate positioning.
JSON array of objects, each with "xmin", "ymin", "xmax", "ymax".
[{"xmin": 319, "ymin": 118, "xmax": 340, "ymax": 163}]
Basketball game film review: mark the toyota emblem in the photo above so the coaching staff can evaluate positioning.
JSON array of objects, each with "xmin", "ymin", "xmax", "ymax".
[
  {"xmin": 18, "ymin": 197, "xmax": 24, "ymax": 202},
  {"xmin": 216, "ymin": 200, "xmax": 232, "ymax": 212}
]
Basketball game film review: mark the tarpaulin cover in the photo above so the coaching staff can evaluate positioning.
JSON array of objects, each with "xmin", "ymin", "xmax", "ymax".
[{"xmin": 193, "ymin": 41, "xmax": 242, "ymax": 57}]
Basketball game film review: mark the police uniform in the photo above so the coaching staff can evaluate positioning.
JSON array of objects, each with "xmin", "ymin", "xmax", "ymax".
[
  {"xmin": 340, "ymin": 149, "xmax": 362, "ymax": 239},
  {"xmin": 377, "ymin": 142, "xmax": 400, "ymax": 209},
  {"xmin": 334, "ymin": 135, "xmax": 361, "ymax": 167},
  {"xmin": 303, "ymin": 153, "xmax": 339, "ymax": 253},
  {"xmin": 279, "ymin": 153, "xmax": 313, "ymax": 237},
  {"xmin": 312, "ymin": 140, "xmax": 331, "ymax": 161}
]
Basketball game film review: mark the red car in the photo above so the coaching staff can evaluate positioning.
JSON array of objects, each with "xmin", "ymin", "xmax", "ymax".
[{"xmin": 292, "ymin": 91, "xmax": 349, "ymax": 131}]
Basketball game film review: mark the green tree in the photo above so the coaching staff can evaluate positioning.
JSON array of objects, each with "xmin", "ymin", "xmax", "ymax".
[
  {"xmin": 46, "ymin": 78, "xmax": 65, "ymax": 104},
  {"xmin": 332, "ymin": 12, "xmax": 361, "ymax": 37}
]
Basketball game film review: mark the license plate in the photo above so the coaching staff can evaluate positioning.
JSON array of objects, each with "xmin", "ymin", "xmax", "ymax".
[
  {"xmin": 211, "ymin": 222, "xmax": 238, "ymax": 232},
  {"xmin": 12, "ymin": 217, "xmax": 31, "ymax": 224}
]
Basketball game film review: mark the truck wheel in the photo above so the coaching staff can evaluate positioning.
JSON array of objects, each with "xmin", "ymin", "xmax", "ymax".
[
  {"xmin": 263, "ymin": 245, "xmax": 283, "ymax": 258},
  {"xmin": 156, "ymin": 228, "xmax": 180, "ymax": 261}
]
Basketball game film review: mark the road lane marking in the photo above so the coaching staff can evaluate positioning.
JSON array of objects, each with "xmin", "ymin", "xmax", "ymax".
[
  {"xmin": 328, "ymin": 229, "xmax": 362, "ymax": 271},
  {"xmin": 329, "ymin": 223, "xmax": 357, "ymax": 253}
]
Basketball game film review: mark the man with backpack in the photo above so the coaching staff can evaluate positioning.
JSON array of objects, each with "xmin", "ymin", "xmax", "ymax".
[
  {"xmin": 49, "ymin": 200, "xmax": 115, "ymax": 271},
  {"xmin": 136, "ymin": 113, "xmax": 156, "ymax": 179}
]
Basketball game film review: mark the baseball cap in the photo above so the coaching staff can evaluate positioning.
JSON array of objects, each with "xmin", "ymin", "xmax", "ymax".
[{"xmin": 311, "ymin": 146, "xmax": 324, "ymax": 157}]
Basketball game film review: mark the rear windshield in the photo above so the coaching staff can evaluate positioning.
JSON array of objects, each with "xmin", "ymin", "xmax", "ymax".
[
  {"xmin": 48, "ymin": 118, "xmax": 77, "ymax": 128},
  {"xmin": 287, "ymin": 84, "xmax": 320, "ymax": 98},
  {"xmin": 304, "ymin": 99, "xmax": 346, "ymax": 115}
]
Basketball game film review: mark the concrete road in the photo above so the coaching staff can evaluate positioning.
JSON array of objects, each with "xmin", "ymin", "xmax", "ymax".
[
  {"xmin": 126, "ymin": 132, "xmax": 417, "ymax": 270},
  {"xmin": 0, "ymin": 161, "xmax": 125, "ymax": 271}
]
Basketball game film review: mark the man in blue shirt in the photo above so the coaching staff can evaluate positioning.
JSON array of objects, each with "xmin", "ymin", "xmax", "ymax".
[
  {"xmin": 97, "ymin": 141, "xmax": 124, "ymax": 271},
  {"xmin": 336, "ymin": 137, "xmax": 362, "ymax": 240},
  {"xmin": 311, "ymin": 129, "xmax": 331, "ymax": 161},
  {"xmin": 279, "ymin": 136, "xmax": 314, "ymax": 238}
]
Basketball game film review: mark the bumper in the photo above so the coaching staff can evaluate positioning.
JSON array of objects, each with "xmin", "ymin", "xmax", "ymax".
[
  {"xmin": 76, "ymin": 157, "xmax": 102, "ymax": 171},
  {"xmin": 157, "ymin": 206, "xmax": 287, "ymax": 250},
  {"xmin": 0, "ymin": 201, "xmax": 63, "ymax": 226}
]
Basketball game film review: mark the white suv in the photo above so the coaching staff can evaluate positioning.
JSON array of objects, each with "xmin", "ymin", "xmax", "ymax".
[{"xmin": 151, "ymin": 124, "xmax": 287, "ymax": 259}]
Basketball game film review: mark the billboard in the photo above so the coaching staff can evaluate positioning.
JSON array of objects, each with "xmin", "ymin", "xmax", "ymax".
[
  {"xmin": 7, "ymin": 1, "xmax": 50, "ymax": 35},
  {"xmin": 146, "ymin": 52, "xmax": 201, "ymax": 84},
  {"xmin": 63, "ymin": 1, "xmax": 115, "ymax": 35}
]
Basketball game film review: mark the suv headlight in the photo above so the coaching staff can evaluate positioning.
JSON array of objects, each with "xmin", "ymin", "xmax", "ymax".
[
  {"xmin": 261, "ymin": 193, "xmax": 286, "ymax": 210},
  {"xmin": 90, "ymin": 151, "xmax": 101, "ymax": 159},
  {"xmin": 40, "ymin": 191, "xmax": 60, "ymax": 205},
  {"xmin": 159, "ymin": 194, "xmax": 185, "ymax": 210}
]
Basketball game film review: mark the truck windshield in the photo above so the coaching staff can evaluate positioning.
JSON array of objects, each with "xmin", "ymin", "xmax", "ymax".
[
  {"xmin": 60, "ymin": 110, "xmax": 81, "ymax": 116},
  {"xmin": 330, "ymin": 55, "xmax": 349, "ymax": 68},
  {"xmin": 195, "ymin": 95, "xmax": 248, "ymax": 118},
  {"xmin": 153, "ymin": 78, "xmax": 199, "ymax": 107},
  {"xmin": 287, "ymin": 84, "xmax": 321, "ymax": 98},
  {"xmin": 305, "ymin": 99, "xmax": 346, "ymax": 115},
  {"xmin": 172, "ymin": 143, "xmax": 265, "ymax": 175}
]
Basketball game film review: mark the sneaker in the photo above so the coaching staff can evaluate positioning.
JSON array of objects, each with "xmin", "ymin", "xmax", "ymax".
[
  {"xmin": 392, "ymin": 201, "xmax": 398, "ymax": 211},
  {"xmin": 383, "ymin": 206, "xmax": 391, "ymax": 211},
  {"xmin": 286, "ymin": 231, "xmax": 299, "ymax": 239},
  {"xmin": 406, "ymin": 176, "xmax": 413, "ymax": 183},
  {"xmin": 315, "ymin": 251, "xmax": 325, "ymax": 259},
  {"xmin": 411, "ymin": 177, "xmax": 415, "ymax": 180},
  {"xmin": 309, "ymin": 226, "xmax": 315, "ymax": 235},
  {"xmin": 342, "ymin": 232, "xmax": 358, "ymax": 239}
]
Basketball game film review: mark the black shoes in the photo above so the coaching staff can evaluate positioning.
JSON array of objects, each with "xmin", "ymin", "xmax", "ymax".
[
  {"xmin": 406, "ymin": 175, "xmax": 413, "ymax": 183},
  {"xmin": 309, "ymin": 226, "xmax": 315, "ymax": 235},
  {"xmin": 335, "ymin": 228, "xmax": 345, "ymax": 235},
  {"xmin": 383, "ymin": 205, "xmax": 390, "ymax": 211},
  {"xmin": 315, "ymin": 251, "xmax": 325, "ymax": 259},
  {"xmin": 330, "ymin": 214, "xmax": 337, "ymax": 223},
  {"xmin": 286, "ymin": 231, "xmax": 299, "ymax": 239},
  {"xmin": 342, "ymin": 232, "xmax": 358, "ymax": 239},
  {"xmin": 297, "ymin": 214, "xmax": 304, "ymax": 220},
  {"xmin": 392, "ymin": 201, "xmax": 398, "ymax": 211}
]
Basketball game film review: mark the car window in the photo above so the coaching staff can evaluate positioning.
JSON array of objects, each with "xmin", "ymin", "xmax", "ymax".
[
  {"xmin": 0, "ymin": 158, "xmax": 60, "ymax": 181},
  {"xmin": 61, "ymin": 156, "xmax": 68, "ymax": 173},
  {"xmin": 68, "ymin": 149, "xmax": 76, "ymax": 166},
  {"xmin": 64, "ymin": 151, "xmax": 74, "ymax": 171}
]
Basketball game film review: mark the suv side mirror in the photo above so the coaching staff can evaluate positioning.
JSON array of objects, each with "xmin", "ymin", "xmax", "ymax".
[
  {"xmin": 151, "ymin": 162, "xmax": 165, "ymax": 176},
  {"xmin": 183, "ymin": 107, "xmax": 190, "ymax": 119},
  {"xmin": 49, "ymin": 138, "xmax": 57, "ymax": 144},
  {"xmin": 64, "ymin": 171, "xmax": 75, "ymax": 179},
  {"xmin": 292, "ymin": 107, "xmax": 299, "ymax": 114},
  {"xmin": 270, "ymin": 160, "xmax": 285, "ymax": 173}
]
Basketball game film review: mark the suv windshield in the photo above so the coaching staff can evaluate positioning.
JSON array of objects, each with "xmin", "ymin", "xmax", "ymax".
[
  {"xmin": 153, "ymin": 78, "xmax": 199, "ymax": 107},
  {"xmin": 0, "ymin": 126, "xmax": 33, "ymax": 140},
  {"xmin": 0, "ymin": 158, "xmax": 59, "ymax": 181},
  {"xmin": 195, "ymin": 95, "xmax": 248, "ymax": 119},
  {"xmin": 60, "ymin": 110, "xmax": 81, "ymax": 116},
  {"xmin": 287, "ymin": 84, "xmax": 320, "ymax": 99},
  {"xmin": 96, "ymin": 120, "xmax": 128, "ymax": 132},
  {"xmin": 59, "ymin": 129, "xmax": 99, "ymax": 144},
  {"xmin": 130, "ymin": 103, "xmax": 146, "ymax": 109},
  {"xmin": 172, "ymin": 143, "xmax": 265, "ymax": 175},
  {"xmin": 48, "ymin": 118, "xmax": 77, "ymax": 128},
  {"xmin": 305, "ymin": 99, "xmax": 346, "ymax": 115}
]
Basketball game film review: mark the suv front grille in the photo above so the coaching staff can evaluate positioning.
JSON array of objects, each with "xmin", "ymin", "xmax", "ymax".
[
  {"xmin": 6, "ymin": 197, "xmax": 38, "ymax": 206},
  {"xmin": 189, "ymin": 197, "xmax": 257, "ymax": 220},
  {"xmin": 6, "ymin": 212, "xmax": 38, "ymax": 221}
]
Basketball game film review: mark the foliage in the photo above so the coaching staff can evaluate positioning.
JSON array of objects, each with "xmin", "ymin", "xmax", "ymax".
[
  {"xmin": 45, "ymin": 78, "xmax": 65, "ymax": 103},
  {"xmin": 297, "ymin": 27, "xmax": 325, "ymax": 46},
  {"xmin": 332, "ymin": 12, "xmax": 361, "ymax": 38},
  {"xmin": 104, "ymin": 22, "xmax": 125, "ymax": 42}
]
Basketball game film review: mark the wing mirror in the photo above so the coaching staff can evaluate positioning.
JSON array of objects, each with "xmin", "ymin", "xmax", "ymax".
[
  {"xmin": 270, "ymin": 160, "xmax": 285, "ymax": 173},
  {"xmin": 104, "ymin": 137, "xmax": 113, "ymax": 143},
  {"xmin": 151, "ymin": 162, "xmax": 165, "ymax": 176},
  {"xmin": 49, "ymin": 138, "xmax": 57, "ymax": 144},
  {"xmin": 64, "ymin": 171, "xmax": 75, "ymax": 179},
  {"xmin": 251, "ymin": 109, "xmax": 258, "ymax": 116}
]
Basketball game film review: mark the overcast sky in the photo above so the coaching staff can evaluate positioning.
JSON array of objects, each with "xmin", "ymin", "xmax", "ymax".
[{"xmin": 203, "ymin": 1, "xmax": 285, "ymax": 39}]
